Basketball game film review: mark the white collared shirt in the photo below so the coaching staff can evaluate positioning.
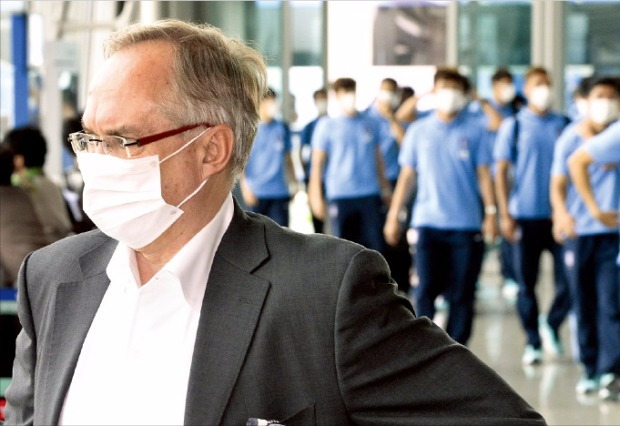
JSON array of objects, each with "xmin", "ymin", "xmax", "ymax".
[{"xmin": 59, "ymin": 195, "xmax": 234, "ymax": 426}]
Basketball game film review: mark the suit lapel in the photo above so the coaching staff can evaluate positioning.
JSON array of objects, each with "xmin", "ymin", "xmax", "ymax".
[
  {"xmin": 185, "ymin": 204, "xmax": 271, "ymax": 425},
  {"xmin": 41, "ymin": 238, "xmax": 116, "ymax": 425}
]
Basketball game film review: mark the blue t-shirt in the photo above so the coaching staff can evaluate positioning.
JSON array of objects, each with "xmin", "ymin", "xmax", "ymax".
[
  {"xmin": 300, "ymin": 116, "xmax": 323, "ymax": 180},
  {"xmin": 552, "ymin": 123, "xmax": 620, "ymax": 235},
  {"xmin": 494, "ymin": 108, "xmax": 570, "ymax": 219},
  {"xmin": 245, "ymin": 120, "xmax": 291, "ymax": 198},
  {"xmin": 583, "ymin": 120, "xmax": 620, "ymax": 264},
  {"xmin": 312, "ymin": 113, "xmax": 382, "ymax": 200},
  {"xmin": 399, "ymin": 110, "xmax": 492, "ymax": 230},
  {"xmin": 364, "ymin": 104, "xmax": 401, "ymax": 182},
  {"xmin": 586, "ymin": 120, "xmax": 620, "ymax": 163},
  {"xmin": 468, "ymin": 99, "xmax": 519, "ymax": 177}
]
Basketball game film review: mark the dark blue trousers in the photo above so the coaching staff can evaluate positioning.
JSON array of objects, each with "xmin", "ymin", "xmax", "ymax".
[
  {"xmin": 328, "ymin": 195, "xmax": 385, "ymax": 252},
  {"xmin": 500, "ymin": 238, "xmax": 517, "ymax": 282},
  {"xmin": 414, "ymin": 227, "xmax": 485, "ymax": 345},
  {"xmin": 513, "ymin": 219, "xmax": 572, "ymax": 348},
  {"xmin": 563, "ymin": 233, "xmax": 620, "ymax": 377},
  {"xmin": 250, "ymin": 197, "xmax": 290, "ymax": 227}
]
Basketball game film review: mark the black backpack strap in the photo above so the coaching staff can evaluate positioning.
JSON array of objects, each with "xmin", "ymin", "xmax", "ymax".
[{"xmin": 510, "ymin": 116, "xmax": 520, "ymax": 163}]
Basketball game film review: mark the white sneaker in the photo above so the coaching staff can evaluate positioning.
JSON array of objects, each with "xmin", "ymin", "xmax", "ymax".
[
  {"xmin": 599, "ymin": 374, "xmax": 620, "ymax": 401},
  {"xmin": 576, "ymin": 374, "xmax": 600, "ymax": 394},
  {"xmin": 502, "ymin": 279, "xmax": 519, "ymax": 302},
  {"xmin": 522, "ymin": 345, "xmax": 543, "ymax": 365},
  {"xmin": 539, "ymin": 315, "xmax": 564, "ymax": 357}
]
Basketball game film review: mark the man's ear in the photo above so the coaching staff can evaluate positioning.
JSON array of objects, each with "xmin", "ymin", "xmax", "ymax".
[{"xmin": 200, "ymin": 125, "xmax": 234, "ymax": 177}]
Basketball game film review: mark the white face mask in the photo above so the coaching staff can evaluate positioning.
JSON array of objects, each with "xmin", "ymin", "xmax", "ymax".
[
  {"xmin": 498, "ymin": 83, "xmax": 516, "ymax": 104},
  {"xmin": 315, "ymin": 99, "xmax": 328, "ymax": 116},
  {"xmin": 77, "ymin": 129, "xmax": 208, "ymax": 249},
  {"xmin": 588, "ymin": 98, "xmax": 619, "ymax": 125},
  {"xmin": 575, "ymin": 99, "xmax": 589, "ymax": 118},
  {"xmin": 435, "ymin": 88, "xmax": 467, "ymax": 115},
  {"xmin": 263, "ymin": 100, "xmax": 278, "ymax": 119},
  {"xmin": 529, "ymin": 85, "xmax": 552, "ymax": 111},
  {"xmin": 338, "ymin": 92, "xmax": 357, "ymax": 114},
  {"xmin": 377, "ymin": 90, "xmax": 400, "ymax": 109}
]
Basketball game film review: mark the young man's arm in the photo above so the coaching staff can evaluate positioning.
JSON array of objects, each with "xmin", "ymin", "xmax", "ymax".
[
  {"xmin": 308, "ymin": 149, "xmax": 327, "ymax": 221},
  {"xmin": 477, "ymin": 165, "xmax": 499, "ymax": 241},
  {"xmin": 384, "ymin": 166, "xmax": 415, "ymax": 247},
  {"xmin": 550, "ymin": 175, "xmax": 577, "ymax": 242},
  {"xmin": 568, "ymin": 148, "xmax": 619, "ymax": 228}
]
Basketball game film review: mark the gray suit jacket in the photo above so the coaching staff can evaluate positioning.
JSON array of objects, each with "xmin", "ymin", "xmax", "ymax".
[{"xmin": 6, "ymin": 201, "xmax": 545, "ymax": 425}]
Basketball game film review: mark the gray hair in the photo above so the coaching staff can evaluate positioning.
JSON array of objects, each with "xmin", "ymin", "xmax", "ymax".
[{"xmin": 104, "ymin": 19, "xmax": 268, "ymax": 178}]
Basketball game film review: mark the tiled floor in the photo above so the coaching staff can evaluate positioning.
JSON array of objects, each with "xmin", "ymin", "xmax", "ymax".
[{"xmin": 460, "ymin": 250, "xmax": 620, "ymax": 426}]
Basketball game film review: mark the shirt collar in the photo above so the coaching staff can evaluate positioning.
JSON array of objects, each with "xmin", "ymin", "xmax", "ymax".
[{"xmin": 106, "ymin": 194, "xmax": 234, "ymax": 311}]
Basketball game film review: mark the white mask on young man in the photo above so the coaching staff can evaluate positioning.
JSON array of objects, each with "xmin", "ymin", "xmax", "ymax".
[
  {"xmin": 529, "ymin": 85, "xmax": 552, "ymax": 111},
  {"xmin": 575, "ymin": 99, "xmax": 589, "ymax": 119},
  {"xmin": 77, "ymin": 129, "xmax": 209, "ymax": 249},
  {"xmin": 435, "ymin": 88, "xmax": 467, "ymax": 115},
  {"xmin": 338, "ymin": 93, "xmax": 357, "ymax": 114},
  {"xmin": 315, "ymin": 99, "xmax": 328, "ymax": 116},
  {"xmin": 264, "ymin": 100, "xmax": 279, "ymax": 120},
  {"xmin": 588, "ymin": 98, "xmax": 620, "ymax": 125},
  {"xmin": 377, "ymin": 90, "xmax": 400, "ymax": 109},
  {"xmin": 498, "ymin": 83, "xmax": 516, "ymax": 104}
]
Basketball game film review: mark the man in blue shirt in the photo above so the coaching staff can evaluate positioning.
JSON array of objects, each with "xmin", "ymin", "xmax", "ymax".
[
  {"xmin": 309, "ymin": 78, "xmax": 390, "ymax": 252},
  {"xmin": 300, "ymin": 88, "xmax": 328, "ymax": 233},
  {"xmin": 469, "ymin": 68, "xmax": 524, "ymax": 301},
  {"xmin": 364, "ymin": 78, "xmax": 411, "ymax": 294},
  {"xmin": 494, "ymin": 67, "xmax": 572, "ymax": 366},
  {"xmin": 556, "ymin": 79, "xmax": 620, "ymax": 399},
  {"xmin": 241, "ymin": 88, "xmax": 297, "ymax": 226},
  {"xmin": 384, "ymin": 68, "xmax": 498, "ymax": 346}
]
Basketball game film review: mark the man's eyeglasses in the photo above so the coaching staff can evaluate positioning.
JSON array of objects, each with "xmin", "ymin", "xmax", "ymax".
[{"xmin": 68, "ymin": 122, "xmax": 211, "ymax": 158}]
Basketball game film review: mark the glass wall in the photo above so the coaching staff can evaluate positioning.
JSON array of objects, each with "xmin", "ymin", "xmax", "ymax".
[
  {"xmin": 289, "ymin": 1, "xmax": 324, "ymax": 130},
  {"xmin": 457, "ymin": 1, "xmax": 531, "ymax": 99},
  {"xmin": 564, "ymin": 1, "xmax": 620, "ymax": 110},
  {"xmin": 163, "ymin": 1, "xmax": 327, "ymax": 128}
]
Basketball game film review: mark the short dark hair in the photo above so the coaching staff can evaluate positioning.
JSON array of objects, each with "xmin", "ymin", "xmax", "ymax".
[
  {"xmin": 0, "ymin": 145, "xmax": 15, "ymax": 185},
  {"xmin": 263, "ymin": 87, "xmax": 277, "ymax": 100},
  {"xmin": 63, "ymin": 116, "xmax": 83, "ymax": 152},
  {"xmin": 492, "ymin": 67, "xmax": 513, "ymax": 83},
  {"xmin": 434, "ymin": 67, "xmax": 466, "ymax": 91},
  {"xmin": 2, "ymin": 126, "xmax": 48, "ymax": 168},
  {"xmin": 333, "ymin": 78, "xmax": 356, "ymax": 92},
  {"xmin": 525, "ymin": 66, "xmax": 548, "ymax": 82},
  {"xmin": 381, "ymin": 78, "xmax": 398, "ymax": 90},
  {"xmin": 313, "ymin": 88, "xmax": 327, "ymax": 99},
  {"xmin": 586, "ymin": 76, "xmax": 620, "ymax": 97}
]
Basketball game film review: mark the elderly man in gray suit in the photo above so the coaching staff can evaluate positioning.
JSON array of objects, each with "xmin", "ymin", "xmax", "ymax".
[{"xmin": 6, "ymin": 19, "xmax": 545, "ymax": 426}]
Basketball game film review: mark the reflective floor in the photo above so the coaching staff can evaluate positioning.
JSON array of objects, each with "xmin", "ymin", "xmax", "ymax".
[{"xmin": 460, "ymin": 250, "xmax": 620, "ymax": 426}]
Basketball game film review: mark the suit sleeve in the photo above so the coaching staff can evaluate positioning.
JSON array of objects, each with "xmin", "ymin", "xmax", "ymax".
[
  {"xmin": 334, "ymin": 249, "xmax": 546, "ymax": 425},
  {"xmin": 5, "ymin": 253, "xmax": 36, "ymax": 425}
]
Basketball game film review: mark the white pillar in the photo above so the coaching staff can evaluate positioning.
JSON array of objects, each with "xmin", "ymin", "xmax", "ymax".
[
  {"xmin": 446, "ymin": 1, "xmax": 459, "ymax": 67},
  {"xmin": 139, "ymin": 1, "xmax": 161, "ymax": 24}
]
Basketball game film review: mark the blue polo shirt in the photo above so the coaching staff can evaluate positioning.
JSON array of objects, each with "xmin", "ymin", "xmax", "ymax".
[
  {"xmin": 364, "ymin": 104, "xmax": 401, "ymax": 182},
  {"xmin": 468, "ymin": 100, "xmax": 519, "ymax": 176},
  {"xmin": 312, "ymin": 113, "xmax": 382, "ymax": 200},
  {"xmin": 399, "ymin": 110, "xmax": 491, "ymax": 230},
  {"xmin": 552, "ymin": 123, "xmax": 620, "ymax": 235},
  {"xmin": 494, "ymin": 108, "xmax": 570, "ymax": 219},
  {"xmin": 245, "ymin": 120, "xmax": 291, "ymax": 198}
]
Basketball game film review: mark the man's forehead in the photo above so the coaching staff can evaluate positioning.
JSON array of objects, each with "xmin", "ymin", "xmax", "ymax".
[{"xmin": 84, "ymin": 44, "xmax": 174, "ymax": 134}]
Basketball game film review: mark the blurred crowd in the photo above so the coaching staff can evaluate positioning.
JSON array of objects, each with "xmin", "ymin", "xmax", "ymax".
[{"xmin": 1, "ymin": 65, "xmax": 619, "ymax": 401}]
